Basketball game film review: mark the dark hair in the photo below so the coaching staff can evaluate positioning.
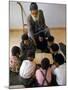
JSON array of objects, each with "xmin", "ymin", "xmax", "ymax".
[
  {"xmin": 39, "ymin": 32, "xmax": 45, "ymax": 38},
  {"xmin": 11, "ymin": 46, "xmax": 20, "ymax": 56},
  {"xmin": 27, "ymin": 50, "xmax": 35, "ymax": 59},
  {"xmin": 30, "ymin": 2, "xmax": 38, "ymax": 11},
  {"xmin": 50, "ymin": 43, "xmax": 59, "ymax": 52},
  {"xmin": 21, "ymin": 34, "xmax": 28, "ymax": 41},
  {"xmin": 54, "ymin": 53, "xmax": 65, "ymax": 65},
  {"xmin": 41, "ymin": 58, "xmax": 50, "ymax": 70},
  {"xmin": 48, "ymin": 35, "xmax": 54, "ymax": 42}
]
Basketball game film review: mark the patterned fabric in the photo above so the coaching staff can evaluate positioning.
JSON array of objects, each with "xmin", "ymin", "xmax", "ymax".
[{"xmin": 10, "ymin": 56, "xmax": 21, "ymax": 72}]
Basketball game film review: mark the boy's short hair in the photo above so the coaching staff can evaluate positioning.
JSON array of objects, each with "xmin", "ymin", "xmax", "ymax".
[
  {"xmin": 50, "ymin": 43, "xmax": 59, "ymax": 52},
  {"xmin": 11, "ymin": 46, "xmax": 20, "ymax": 56},
  {"xmin": 39, "ymin": 32, "xmax": 45, "ymax": 38},
  {"xmin": 48, "ymin": 35, "xmax": 54, "ymax": 42},
  {"xmin": 21, "ymin": 34, "xmax": 28, "ymax": 41},
  {"xmin": 41, "ymin": 58, "xmax": 50, "ymax": 70},
  {"xmin": 54, "ymin": 53, "xmax": 65, "ymax": 65},
  {"xmin": 27, "ymin": 50, "xmax": 35, "ymax": 59},
  {"xmin": 30, "ymin": 2, "xmax": 38, "ymax": 11}
]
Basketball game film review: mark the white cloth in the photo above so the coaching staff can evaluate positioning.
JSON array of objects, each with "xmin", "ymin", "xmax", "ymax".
[
  {"xmin": 53, "ymin": 63, "xmax": 66, "ymax": 85},
  {"xmin": 19, "ymin": 60, "xmax": 36, "ymax": 79},
  {"xmin": 31, "ymin": 15, "xmax": 38, "ymax": 22}
]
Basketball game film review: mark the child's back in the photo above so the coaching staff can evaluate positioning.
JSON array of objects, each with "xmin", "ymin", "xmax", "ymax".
[
  {"xmin": 36, "ymin": 67, "xmax": 52, "ymax": 86},
  {"xmin": 53, "ymin": 63, "xmax": 66, "ymax": 85},
  {"xmin": 53, "ymin": 53, "xmax": 66, "ymax": 85},
  {"xmin": 35, "ymin": 58, "xmax": 52, "ymax": 86},
  {"xmin": 19, "ymin": 60, "xmax": 36, "ymax": 79},
  {"xmin": 19, "ymin": 50, "xmax": 36, "ymax": 87}
]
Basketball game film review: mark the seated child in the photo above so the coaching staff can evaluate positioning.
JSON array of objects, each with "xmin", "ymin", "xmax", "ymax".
[
  {"xmin": 36, "ymin": 33, "xmax": 49, "ymax": 52},
  {"xmin": 35, "ymin": 58, "xmax": 52, "ymax": 86},
  {"xmin": 20, "ymin": 34, "xmax": 36, "ymax": 60},
  {"xmin": 10, "ymin": 46, "xmax": 21, "ymax": 73},
  {"xmin": 47, "ymin": 36, "xmax": 66, "ymax": 57},
  {"xmin": 47, "ymin": 35, "xmax": 54, "ymax": 51},
  {"xmin": 50, "ymin": 43, "xmax": 65, "ymax": 61},
  {"xmin": 52, "ymin": 53, "xmax": 66, "ymax": 85},
  {"xmin": 59, "ymin": 42, "xmax": 66, "ymax": 57},
  {"xmin": 19, "ymin": 50, "xmax": 36, "ymax": 87}
]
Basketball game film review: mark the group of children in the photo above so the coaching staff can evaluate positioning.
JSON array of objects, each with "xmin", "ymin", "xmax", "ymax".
[
  {"xmin": 10, "ymin": 33, "xmax": 66, "ymax": 87},
  {"xmin": 10, "ymin": 2, "xmax": 66, "ymax": 88}
]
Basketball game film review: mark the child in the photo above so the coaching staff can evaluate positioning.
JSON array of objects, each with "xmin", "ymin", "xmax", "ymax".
[
  {"xmin": 10, "ymin": 46, "xmax": 21, "ymax": 73},
  {"xmin": 19, "ymin": 50, "xmax": 36, "ymax": 87},
  {"xmin": 35, "ymin": 58, "xmax": 52, "ymax": 86},
  {"xmin": 36, "ymin": 33, "xmax": 50, "ymax": 52},
  {"xmin": 47, "ymin": 35, "xmax": 54, "ymax": 48},
  {"xmin": 44, "ymin": 35, "xmax": 54, "ymax": 53},
  {"xmin": 52, "ymin": 53, "xmax": 66, "ymax": 85},
  {"xmin": 27, "ymin": 2, "xmax": 50, "ymax": 45},
  {"xmin": 59, "ymin": 42, "xmax": 66, "ymax": 57},
  {"xmin": 50, "ymin": 43, "xmax": 65, "ymax": 61},
  {"xmin": 47, "ymin": 36, "xmax": 66, "ymax": 57},
  {"xmin": 20, "ymin": 34, "xmax": 36, "ymax": 60}
]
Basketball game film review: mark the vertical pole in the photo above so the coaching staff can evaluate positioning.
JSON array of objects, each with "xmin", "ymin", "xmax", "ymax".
[{"xmin": 17, "ymin": 2, "xmax": 24, "ymax": 32}]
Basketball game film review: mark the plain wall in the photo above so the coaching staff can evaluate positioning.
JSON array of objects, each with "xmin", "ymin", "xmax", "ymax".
[{"xmin": 9, "ymin": 1, "xmax": 66, "ymax": 29}]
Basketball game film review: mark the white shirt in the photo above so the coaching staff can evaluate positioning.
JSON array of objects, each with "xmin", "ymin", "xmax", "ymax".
[
  {"xmin": 53, "ymin": 63, "xmax": 66, "ymax": 85},
  {"xmin": 19, "ymin": 60, "xmax": 36, "ymax": 79},
  {"xmin": 31, "ymin": 15, "xmax": 38, "ymax": 22}
]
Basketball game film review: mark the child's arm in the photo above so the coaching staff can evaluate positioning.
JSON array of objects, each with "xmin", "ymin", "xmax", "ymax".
[{"xmin": 32, "ymin": 64, "xmax": 41, "ymax": 79}]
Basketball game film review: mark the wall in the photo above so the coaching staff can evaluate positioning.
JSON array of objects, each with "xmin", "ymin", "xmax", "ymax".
[{"xmin": 9, "ymin": 1, "xmax": 66, "ymax": 29}]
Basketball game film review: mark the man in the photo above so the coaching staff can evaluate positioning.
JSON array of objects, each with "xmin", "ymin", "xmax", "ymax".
[{"xmin": 27, "ymin": 2, "xmax": 50, "ymax": 45}]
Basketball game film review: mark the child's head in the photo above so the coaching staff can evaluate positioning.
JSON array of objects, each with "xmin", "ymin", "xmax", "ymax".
[
  {"xmin": 47, "ymin": 35, "xmax": 54, "ymax": 47},
  {"xmin": 41, "ymin": 58, "xmax": 50, "ymax": 70},
  {"xmin": 50, "ymin": 43, "xmax": 59, "ymax": 53},
  {"xmin": 21, "ymin": 34, "xmax": 29, "ymax": 45},
  {"xmin": 38, "ymin": 33, "xmax": 45, "ymax": 42},
  {"xmin": 30, "ymin": 2, "xmax": 38, "ymax": 17},
  {"xmin": 54, "ymin": 53, "xmax": 65, "ymax": 67},
  {"xmin": 27, "ymin": 50, "xmax": 35, "ymax": 61},
  {"xmin": 11, "ymin": 46, "xmax": 20, "ymax": 57}
]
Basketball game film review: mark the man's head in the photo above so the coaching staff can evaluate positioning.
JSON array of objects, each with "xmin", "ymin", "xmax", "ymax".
[
  {"xmin": 50, "ymin": 43, "xmax": 59, "ymax": 54},
  {"xmin": 47, "ymin": 35, "xmax": 54, "ymax": 47},
  {"xmin": 54, "ymin": 53, "xmax": 65, "ymax": 67},
  {"xmin": 11, "ymin": 46, "xmax": 20, "ymax": 57},
  {"xmin": 21, "ymin": 34, "xmax": 29, "ymax": 45},
  {"xmin": 41, "ymin": 58, "xmax": 50, "ymax": 70},
  {"xmin": 27, "ymin": 50, "xmax": 35, "ymax": 61},
  {"xmin": 30, "ymin": 2, "xmax": 38, "ymax": 18}
]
